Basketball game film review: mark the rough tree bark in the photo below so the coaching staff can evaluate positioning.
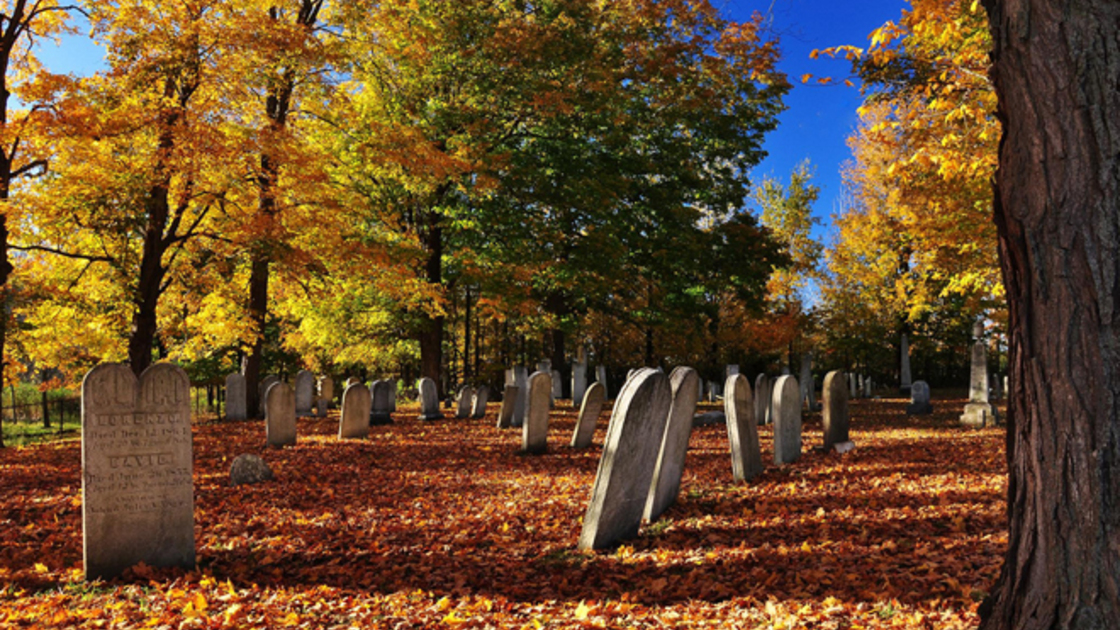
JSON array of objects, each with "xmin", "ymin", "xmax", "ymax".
[{"xmin": 980, "ymin": 0, "xmax": 1120, "ymax": 627}]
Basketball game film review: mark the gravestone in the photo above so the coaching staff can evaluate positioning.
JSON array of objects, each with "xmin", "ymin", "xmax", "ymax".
[
  {"xmin": 294, "ymin": 370, "xmax": 315, "ymax": 416},
  {"xmin": 572, "ymin": 360, "xmax": 587, "ymax": 407},
  {"xmin": 772, "ymin": 375, "xmax": 802, "ymax": 464},
  {"xmin": 579, "ymin": 369, "xmax": 671, "ymax": 550},
  {"xmin": 497, "ymin": 385, "xmax": 518, "ymax": 428},
  {"xmin": 799, "ymin": 353, "xmax": 816, "ymax": 411},
  {"xmin": 596, "ymin": 365, "xmax": 608, "ymax": 399},
  {"xmin": 821, "ymin": 370, "xmax": 849, "ymax": 450},
  {"xmin": 471, "ymin": 385, "xmax": 489, "ymax": 419},
  {"xmin": 418, "ymin": 377, "xmax": 443, "ymax": 420},
  {"xmin": 370, "ymin": 380, "xmax": 394, "ymax": 424},
  {"xmin": 266, "ymin": 382, "xmax": 297, "ymax": 447},
  {"xmin": 724, "ymin": 373, "xmax": 762, "ymax": 481},
  {"xmin": 863, "ymin": 376, "xmax": 872, "ymax": 398},
  {"xmin": 258, "ymin": 374, "xmax": 280, "ymax": 415},
  {"xmin": 961, "ymin": 339, "xmax": 996, "ymax": 426},
  {"xmin": 456, "ymin": 386, "xmax": 474, "ymax": 418},
  {"xmin": 82, "ymin": 363, "xmax": 194, "ymax": 580},
  {"xmin": 754, "ymin": 374, "xmax": 771, "ymax": 425},
  {"xmin": 849, "ymin": 373, "xmax": 857, "ymax": 399},
  {"xmin": 522, "ymin": 371, "xmax": 552, "ymax": 454},
  {"xmin": 550, "ymin": 369, "xmax": 562, "ymax": 405},
  {"xmin": 230, "ymin": 454, "xmax": 272, "ymax": 486},
  {"xmin": 645, "ymin": 366, "xmax": 700, "ymax": 521},
  {"xmin": 570, "ymin": 381, "xmax": 606, "ymax": 448},
  {"xmin": 319, "ymin": 376, "xmax": 335, "ymax": 408},
  {"xmin": 907, "ymin": 380, "xmax": 933, "ymax": 415},
  {"xmin": 726, "ymin": 364, "xmax": 739, "ymax": 378},
  {"xmin": 512, "ymin": 366, "xmax": 529, "ymax": 427},
  {"xmin": 900, "ymin": 334, "xmax": 912, "ymax": 395},
  {"xmin": 387, "ymin": 380, "xmax": 397, "ymax": 412},
  {"xmin": 339, "ymin": 383, "xmax": 371, "ymax": 439},
  {"xmin": 856, "ymin": 374, "xmax": 864, "ymax": 399},
  {"xmin": 225, "ymin": 373, "xmax": 246, "ymax": 421}
]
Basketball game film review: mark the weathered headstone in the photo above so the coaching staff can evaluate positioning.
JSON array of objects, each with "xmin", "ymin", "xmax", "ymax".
[
  {"xmin": 456, "ymin": 385, "xmax": 474, "ymax": 418},
  {"xmin": 266, "ymin": 382, "xmax": 297, "ymax": 447},
  {"xmin": 230, "ymin": 454, "xmax": 272, "ymax": 486},
  {"xmin": 906, "ymin": 380, "xmax": 934, "ymax": 415},
  {"xmin": 821, "ymin": 370, "xmax": 849, "ymax": 451},
  {"xmin": 645, "ymin": 366, "xmax": 700, "ymax": 521},
  {"xmin": 570, "ymin": 381, "xmax": 606, "ymax": 448},
  {"xmin": 225, "ymin": 373, "xmax": 246, "ymax": 421},
  {"xmin": 339, "ymin": 383, "xmax": 371, "ymax": 439},
  {"xmin": 863, "ymin": 376, "xmax": 872, "ymax": 398},
  {"xmin": 571, "ymin": 360, "xmax": 587, "ymax": 407},
  {"xmin": 726, "ymin": 364, "xmax": 739, "ymax": 378},
  {"xmin": 82, "ymin": 363, "xmax": 195, "ymax": 580},
  {"xmin": 319, "ymin": 376, "xmax": 335, "ymax": 408},
  {"xmin": 724, "ymin": 373, "xmax": 762, "ymax": 481},
  {"xmin": 418, "ymin": 377, "xmax": 443, "ymax": 421},
  {"xmin": 900, "ymin": 334, "xmax": 912, "ymax": 395},
  {"xmin": 294, "ymin": 370, "xmax": 315, "ymax": 416},
  {"xmin": 800, "ymin": 353, "xmax": 816, "ymax": 411},
  {"xmin": 961, "ymin": 334, "xmax": 996, "ymax": 426},
  {"xmin": 772, "ymin": 375, "xmax": 802, "ymax": 464},
  {"xmin": 579, "ymin": 369, "xmax": 671, "ymax": 550},
  {"xmin": 314, "ymin": 396, "xmax": 327, "ymax": 418},
  {"xmin": 522, "ymin": 371, "xmax": 552, "ymax": 454},
  {"xmin": 387, "ymin": 380, "xmax": 397, "ymax": 412},
  {"xmin": 370, "ymin": 380, "xmax": 393, "ymax": 424},
  {"xmin": 258, "ymin": 374, "xmax": 280, "ymax": 415},
  {"xmin": 848, "ymin": 373, "xmax": 857, "ymax": 399},
  {"xmin": 753, "ymin": 374, "xmax": 771, "ymax": 425},
  {"xmin": 550, "ymin": 369, "xmax": 562, "ymax": 405},
  {"xmin": 513, "ymin": 366, "xmax": 529, "ymax": 427},
  {"xmin": 471, "ymin": 385, "xmax": 489, "ymax": 419},
  {"xmin": 595, "ymin": 364, "xmax": 609, "ymax": 400},
  {"xmin": 497, "ymin": 385, "xmax": 518, "ymax": 428}
]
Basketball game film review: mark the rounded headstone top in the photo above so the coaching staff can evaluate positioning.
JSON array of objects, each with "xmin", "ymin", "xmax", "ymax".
[
  {"xmin": 973, "ymin": 320, "xmax": 985, "ymax": 340},
  {"xmin": 230, "ymin": 454, "xmax": 273, "ymax": 486}
]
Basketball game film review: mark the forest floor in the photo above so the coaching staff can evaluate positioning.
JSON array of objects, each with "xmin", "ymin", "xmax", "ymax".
[{"xmin": 0, "ymin": 392, "xmax": 1006, "ymax": 629}]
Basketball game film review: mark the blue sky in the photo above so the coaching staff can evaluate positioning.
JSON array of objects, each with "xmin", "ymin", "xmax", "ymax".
[{"xmin": 34, "ymin": 1, "xmax": 909, "ymax": 244}]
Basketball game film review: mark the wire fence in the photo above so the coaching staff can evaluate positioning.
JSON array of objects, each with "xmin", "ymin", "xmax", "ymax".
[{"xmin": 1, "ymin": 395, "xmax": 81, "ymax": 431}]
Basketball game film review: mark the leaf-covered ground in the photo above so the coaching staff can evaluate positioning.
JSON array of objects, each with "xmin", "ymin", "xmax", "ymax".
[{"xmin": 0, "ymin": 393, "xmax": 1006, "ymax": 629}]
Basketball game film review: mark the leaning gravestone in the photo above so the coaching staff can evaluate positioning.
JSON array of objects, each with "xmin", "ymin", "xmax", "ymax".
[
  {"xmin": 319, "ymin": 376, "xmax": 335, "ymax": 408},
  {"xmin": 82, "ymin": 363, "xmax": 194, "ymax": 580},
  {"xmin": 225, "ymin": 373, "xmax": 246, "ymax": 421},
  {"xmin": 821, "ymin": 370, "xmax": 849, "ymax": 450},
  {"xmin": 294, "ymin": 370, "xmax": 315, "ymax": 416},
  {"xmin": 258, "ymin": 374, "xmax": 280, "ymax": 415},
  {"xmin": 497, "ymin": 385, "xmax": 518, "ymax": 428},
  {"xmin": 471, "ymin": 385, "xmax": 489, "ymax": 419},
  {"xmin": 570, "ymin": 381, "xmax": 606, "ymax": 448},
  {"xmin": 339, "ymin": 383, "xmax": 371, "ymax": 439},
  {"xmin": 724, "ymin": 373, "xmax": 762, "ymax": 482},
  {"xmin": 370, "ymin": 380, "xmax": 394, "ymax": 424},
  {"xmin": 266, "ymin": 382, "xmax": 297, "ymax": 447},
  {"xmin": 772, "ymin": 375, "xmax": 802, "ymax": 464},
  {"xmin": 754, "ymin": 373, "xmax": 771, "ymax": 425},
  {"xmin": 456, "ymin": 386, "xmax": 474, "ymax": 419},
  {"xmin": 523, "ymin": 371, "xmax": 552, "ymax": 454},
  {"xmin": 907, "ymin": 380, "xmax": 934, "ymax": 415},
  {"xmin": 645, "ymin": 366, "xmax": 700, "ymax": 521},
  {"xmin": 418, "ymin": 377, "xmax": 443, "ymax": 420},
  {"xmin": 579, "ymin": 369, "xmax": 671, "ymax": 550}
]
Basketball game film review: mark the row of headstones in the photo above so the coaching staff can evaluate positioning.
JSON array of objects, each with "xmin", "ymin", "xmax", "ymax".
[
  {"xmin": 224, "ymin": 370, "xmax": 336, "ymax": 422},
  {"xmin": 577, "ymin": 368, "xmax": 853, "ymax": 550},
  {"xmin": 269, "ymin": 378, "xmax": 402, "ymax": 445}
]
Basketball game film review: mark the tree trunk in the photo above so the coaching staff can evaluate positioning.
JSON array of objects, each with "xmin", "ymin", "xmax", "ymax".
[
  {"xmin": 128, "ymin": 180, "xmax": 171, "ymax": 376},
  {"xmin": 419, "ymin": 218, "xmax": 444, "ymax": 396},
  {"xmin": 980, "ymin": 1, "xmax": 1120, "ymax": 627}
]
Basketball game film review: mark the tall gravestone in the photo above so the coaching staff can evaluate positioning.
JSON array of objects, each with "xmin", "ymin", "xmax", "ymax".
[
  {"xmin": 266, "ymin": 382, "xmax": 297, "ymax": 447},
  {"xmin": 645, "ymin": 366, "xmax": 700, "ymax": 521},
  {"xmin": 900, "ymin": 334, "xmax": 913, "ymax": 395},
  {"xmin": 907, "ymin": 380, "xmax": 933, "ymax": 415},
  {"xmin": 772, "ymin": 375, "xmax": 802, "ymax": 464},
  {"xmin": 579, "ymin": 369, "xmax": 671, "ymax": 550},
  {"xmin": 338, "ymin": 383, "xmax": 371, "ymax": 439},
  {"xmin": 225, "ymin": 373, "xmax": 246, "ymax": 421},
  {"xmin": 821, "ymin": 370, "xmax": 849, "ymax": 450},
  {"xmin": 754, "ymin": 374, "xmax": 771, "ymax": 425},
  {"xmin": 570, "ymin": 381, "xmax": 606, "ymax": 448},
  {"xmin": 724, "ymin": 373, "xmax": 762, "ymax": 482},
  {"xmin": 319, "ymin": 376, "xmax": 335, "ymax": 408},
  {"xmin": 595, "ymin": 365, "xmax": 609, "ymax": 399},
  {"xmin": 522, "ymin": 371, "xmax": 552, "ymax": 454},
  {"xmin": 961, "ymin": 347, "xmax": 995, "ymax": 425},
  {"xmin": 456, "ymin": 386, "xmax": 474, "ymax": 418},
  {"xmin": 294, "ymin": 370, "xmax": 315, "ymax": 416},
  {"xmin": 571, "ymin": 360, "xmax": 587, "ymax": 407},
  {"xmin": 471, "ymin": 386, "xmax": 489, "ymax": 419},
  {"xmin": 82, "ymin": 363, "xmax": 195, "ymax": 580},
  {"xmin": 370, "ymin": 380, "xmax": 393, "ymax": 424},
  {"xmin": 418, "ymin": 377, "xmax": 443, "ymax": 420},
  {"xmin": 258, "ymin": 375, "xmax": 279, "ymax": 415},
  {"xmin": 497, "ymin": 385, "xmax": 518, "ymax": 428},
  {"xmin": 863, "ymin": 376, "xmax": 872, "ymax": 398},
  {"xmin": 513, "ymin": 366, "xmax": 529, "ymax": 427}
]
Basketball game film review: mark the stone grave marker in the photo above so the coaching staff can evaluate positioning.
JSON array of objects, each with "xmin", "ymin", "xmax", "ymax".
[
  {"xmin": 418, "ymin": 377, "xmax": 443, "ymax": 420},
  {"xmin": 370, "ymin": 380, "xmax": 394, "ymax": 424},
  {"xmin": 258, "ymin": 374, "xmax": 280, "ymax": 415},
  {"xmin": 645, "ymin": 366, "xmax": 700, "ymax": 521},
  {"xmin": 513, "ymin": 366, "xmax": 528, "ymax": 427},
  {"xmin": 387, "ymin": 380, "xmax": 397, "ymax": 412},
  {"xmin": 772, "ymin": 375, "xmax": 802, "ymax": 464},
  {"xmin": 572, "ymin": 360, "xmax": 587, "ymax": 407},
  {"xmin": 595, "ymin": 365, "xmax": 608, "ymax": 399},
  {"xmin": 522, "ymin": 371, "xmax": 552, "ymax": 454},
  {"xmin": 754, "ymin": 374, "xmax": 771, "ymax": 425},
  {"xmin": 319, "ymin": 376, "xmax": 335, "ymax": 408},
  {"xmin": 863, "ymin": 375, "xmax": 873, "ymax": 398},
  {"xmin": 456, "ymin": 386, "xmax": 474, "ymax": 418},
  {"xmin": 550, "ymin": 369, "xmax": 562, "ymax": 406},
  {"xmin": 570, "ymin": 381, "xmax": 605, "ymax": 448},
  {"xmin": 230, "ymin": 454, "xmax": 272, "ymax": 486},
  {"xmin": 578, "ymin": 369, "xmax": 671, "ymax": 550},
  {"xmin": 294, "ymin": 370, "xmax": 315, "ymax": 416},
  {"xmin": 821, "ymin": 370, "xmax": 849, "ymax": 450},
  {"xmin": 724, "ymin": 373, "xmax": 762, "ymax": 481},
  {"xmin": 907, "ymin": 380, "xmax": 933, "ymax": 415},
  {"xmin": 266, "ymin": 382, "xmax": 297, "ymax": 447},
  {"xmin": 339, "ymin": 383, "xmax": 371, "ymax": 439},
  {"xmin": 82, "ymin": 363, "xmax": 194, "ymax": 580},
  {"xmin": 225, "ymin": 373, "xmax": 246, "ymax": 421},
  {"xmin": 497, "ymin": 385, "xmax": 518, "ymax": 428},
  {"xmin": 726, "ymin": 364, "xmax": 739, "ymax": 378},
  {"xmin": 471, "ymin": 385, "xmax": 489, "ymax": 419},
  {"xmin": 961, "ymin": 328, "xmax": 995, "ymax": 426},
  {"xmin": 848, "ymin": 373, "xmax": 857, "ymax": 399}
]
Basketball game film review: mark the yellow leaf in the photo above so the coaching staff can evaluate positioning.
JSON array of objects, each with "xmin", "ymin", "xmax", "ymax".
[
  {"xmin": 33, "ymin": 563, "xmax": 48, "ymax": 573},
  {"xmin": 800, "ymin": 73, "xmax": 813, "ymax": 84},
  {"xmin": 575, "ymin": 601, "xmax": 591, "ymax": 620},
  {"xmin": 437, "ymin": 596, "xmax": 452, "ymax": 611},
  {"xmin": 970, "ymin": 0, "xmax": 980, "ymax": 12}
]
